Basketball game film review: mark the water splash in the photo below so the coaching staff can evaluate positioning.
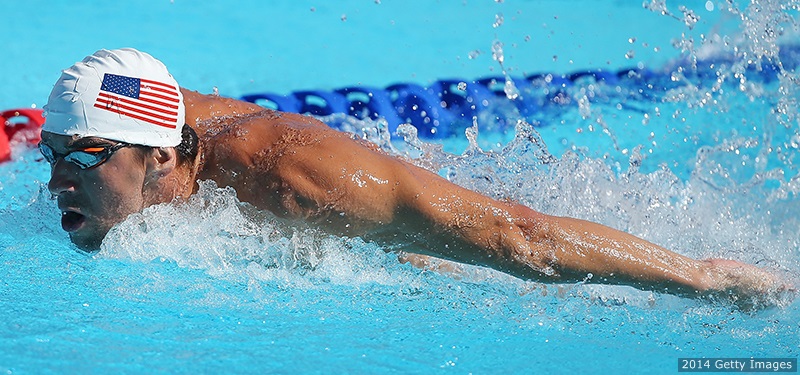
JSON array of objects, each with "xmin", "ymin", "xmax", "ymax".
[
  {"xmin": 643, "ymin": 0, "xmax": 701, "ymax": 29},
  {"xmin": 488, "ymin": 9, "xmax": 520, "ymax": 102},
  {"xmin": 100, "ymin": 180, "xmax": 422, "ymax": 289}
]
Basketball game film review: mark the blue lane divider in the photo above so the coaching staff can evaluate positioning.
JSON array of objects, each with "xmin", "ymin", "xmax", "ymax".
[
  {"xmin": 387, "ymin": 82, "xmax": 455, "ymax": 137},
  {"xmin": 334, "ymin": 86, "xmax": 403, "ymax": 134},
  {"xmin": 242, "ymin": 45, "xmax": 799, "ymax": 138},
  {"xmin": 241, "ymin": 93, "xmax": 302, "ymax": 113}
]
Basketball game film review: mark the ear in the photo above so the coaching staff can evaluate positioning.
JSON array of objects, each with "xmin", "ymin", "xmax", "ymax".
[{"xmin": 144, "ymin": 147, "xmax": 178, "ymax": 180}]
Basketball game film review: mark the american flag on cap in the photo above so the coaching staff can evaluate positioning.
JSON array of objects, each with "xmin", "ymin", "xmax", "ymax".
[{"xmin": 93, "ymin": 73, "xmax": 180, "ymax": 129}]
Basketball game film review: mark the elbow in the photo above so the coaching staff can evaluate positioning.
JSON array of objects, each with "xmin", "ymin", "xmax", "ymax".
[{"xmin": 487, "ymin": 205, "xmax": 561, "ymax": 279}]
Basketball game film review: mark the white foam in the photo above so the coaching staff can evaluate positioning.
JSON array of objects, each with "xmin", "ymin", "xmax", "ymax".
[{"xmin": 100, "ymin": 181, "xmax": 429, "ymax": 290}]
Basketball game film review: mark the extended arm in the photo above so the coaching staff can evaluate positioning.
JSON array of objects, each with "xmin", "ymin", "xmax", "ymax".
[
  {"xmin": 380, "ymin": 156, "xmax": 782, "ymax": 301},
  {"xmin": 190, "ymin": 91, "xmax": 784, "ymax": 303}
]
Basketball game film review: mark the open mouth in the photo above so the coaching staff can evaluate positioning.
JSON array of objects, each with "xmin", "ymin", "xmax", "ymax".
[{"xmin": 61, "ymin": 211, "xmax": 86, "ymax": 232}]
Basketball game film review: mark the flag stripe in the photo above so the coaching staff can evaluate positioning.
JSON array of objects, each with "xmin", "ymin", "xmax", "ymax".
[
  {"xmin": 95, "ymin": 96, "xmax": 176, "ymax": 123},
  {"xmin": 140, "ymin": 90, "xmax": 180, "ymax": 104},
  {"xmin": 93, "ymin": 102, "xmax": 178, "ymax": 129},
  {"xmin": 96, "ymin": 98, "xmax": 177, "ymax": 122},
  {"xmin": 100, "ymin": 91, "xmax": 178, "ymax": 109},
  {"xmin": 144, "ymin": 84, "xmax": 180, "ymax": 97},
  {"xmin": 98, "ymin": 92, "xmax": 178, "ymax": 116},
  {"xmin": 135, "ymin": 94, "xmax": 179, "ymax": 110},
  {"xmin": 140, "ymin": 78, "xmax": 177, "ymax": 91}
]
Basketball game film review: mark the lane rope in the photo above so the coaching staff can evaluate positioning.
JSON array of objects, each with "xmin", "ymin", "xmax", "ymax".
[
  {"xmin": 241, "ymin": 45, "xmax": 799, "ymax": 138},
  {"xmin": 2, "ymin": 45, "xmax": 798, "ymax": 162}
]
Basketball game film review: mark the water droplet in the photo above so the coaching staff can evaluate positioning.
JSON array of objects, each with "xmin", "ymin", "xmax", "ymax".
[
  {"xmin": 457, "ymin": 82, "xmax": 467, "ymax": 91},
  {"xmin": 790, "ymin": 134, "xmax": 800, "ymax": 149},
  {"xmin": 578, "ymin": 96, "xmax": 591, "ymax": 119},
  {"xmin": 625, "ymin": 50, "xmax": 635, "ymax": 59},
  {"xmin": 643, "ymin": 0, "xmax": 669, "ymax": 15},
  {"xmin": 678, "ymin": 6, "xmax": 699, "ymax": 29},
  {"xmin": 493, "ymin": 13, "xmax": 504, "ymax": 28},
  {"xmin": 491, "ymin": 40, "xmax": 504, "ymax": 64},
  {"xmin": 341, "ymin": 14, "xmax": 347, "ymax": 21},
  {"xmin": 504, "ymin": 79, "xmax": 519, "ymax": 100}
]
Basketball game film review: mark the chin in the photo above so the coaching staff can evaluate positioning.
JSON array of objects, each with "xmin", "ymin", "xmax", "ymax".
[{"xmin": 69, "ymin": 231, "xmax": 104, "ymax": 252}]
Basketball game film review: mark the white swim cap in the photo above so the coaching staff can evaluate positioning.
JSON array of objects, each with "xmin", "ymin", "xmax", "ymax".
[{"xmin": 43, "ymin": 48, "xmax": 185, "ymax": 147}]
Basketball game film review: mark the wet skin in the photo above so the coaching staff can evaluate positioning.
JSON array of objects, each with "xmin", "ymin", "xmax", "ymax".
[
  {"xmin": 42, "ymin": 89, "xmax": 791, "ymax": 306},
  {"xmin": 42, "ymin": 135, "xmax": 150, "ymax": 250}
]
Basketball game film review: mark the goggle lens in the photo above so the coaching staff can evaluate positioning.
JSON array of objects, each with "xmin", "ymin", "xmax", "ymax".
[{"xmin": 38, "ymin": 142, "xmax": 130, "ymax": 170}]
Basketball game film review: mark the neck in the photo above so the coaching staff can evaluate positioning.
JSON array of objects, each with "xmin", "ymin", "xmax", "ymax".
[
  {"xmin": 142, "ymin": 147, "xmax": 202, "ymax": 206},
  {"xmin": 187, "ymin": 143, "xmax": 203, "ymax": 196},
  {"xmin": 174, "ymin": 146, "xmax": 202, "ymax": 199}
]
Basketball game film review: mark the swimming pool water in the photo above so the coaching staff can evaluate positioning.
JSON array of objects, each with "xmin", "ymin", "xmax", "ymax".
[{"xmin": 2, "ymin": 1, "xmax": 799, "ymax": 373}]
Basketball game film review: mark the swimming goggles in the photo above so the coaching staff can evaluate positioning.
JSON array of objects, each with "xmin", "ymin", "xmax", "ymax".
[{"xmin": 38, "ymin": 142, "xmax": 134, "ymax": 170}]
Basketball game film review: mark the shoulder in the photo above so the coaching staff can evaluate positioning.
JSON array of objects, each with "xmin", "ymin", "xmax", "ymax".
[
  {"xmin": 197, "ymin": 109, "xmax": 345, "ymax": 176},
  {"xmin": 180, "ymin": 87, "xmax": 344, "ymax": 148},
  {"xmin": 181, "ymin": 88, "xmax": 264, "ymax": 126},
  {"xmin": 203, "ymin": 109, "xmax": 336, "ymax": 150}
]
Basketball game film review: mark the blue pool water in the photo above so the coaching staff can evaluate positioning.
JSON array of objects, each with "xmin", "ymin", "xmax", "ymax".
[{"xmin": 2, "ymin": 1, "xmax": 799, "ymax": 373}]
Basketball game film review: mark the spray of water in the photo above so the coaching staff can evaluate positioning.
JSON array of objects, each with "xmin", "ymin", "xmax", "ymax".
[{"xmin": 100, "ymin": 180, "xmax": 428, "ymax": 289}]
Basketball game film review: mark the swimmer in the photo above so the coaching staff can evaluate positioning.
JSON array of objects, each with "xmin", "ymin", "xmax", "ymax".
[{"xmin": 39, "ymin": 48, "xmax": 789, "ymax": 307}]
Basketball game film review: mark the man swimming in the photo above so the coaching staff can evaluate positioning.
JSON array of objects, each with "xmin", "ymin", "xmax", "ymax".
[{"xmin": 40, "ymin": 48, "xmax": 786, "ymax": 305}]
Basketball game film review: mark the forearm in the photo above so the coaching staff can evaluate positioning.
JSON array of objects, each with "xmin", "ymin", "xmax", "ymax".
[
  {"xmin": 411, "ymin": 203, "xmax": 713, "ymax": 296},
  {"xmin": 392, "ymin": 193, "xmax": 778, "ymax": 301},
  {"xmin": 390, "ymin": 168, "xmax": 712, "ymax": 295},
  {"xmin": 539, "ymin": 215, "xmax": 711, "ymax": 295},
  {"xmin": 415, "ymin": 204, "xmax": 711, "ymax": 295},
  {"xmin": 385, "ymin": 163, "xmax": 703, "ymax": 293}
]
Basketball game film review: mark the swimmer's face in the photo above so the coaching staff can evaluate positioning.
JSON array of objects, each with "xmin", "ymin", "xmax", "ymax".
[{"xmin": 40, "ymin": 132, "xmax": 150, "ymax": 251}]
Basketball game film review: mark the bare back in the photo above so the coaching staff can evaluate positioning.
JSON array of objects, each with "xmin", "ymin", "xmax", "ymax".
[
  {"xmin": 179, "ymin": 89, "xmax": 787, "ymax": 304},
  {"xmin": 182, "ymin": 89, "xmax": 527, "ymax": 266},
  {"xmin": 197, "ymin": 109, "xmax": 406, "ymax": 234},
  {"xmin": 182, "ymin": 90, "xmax": 416, "ymax": 233}
]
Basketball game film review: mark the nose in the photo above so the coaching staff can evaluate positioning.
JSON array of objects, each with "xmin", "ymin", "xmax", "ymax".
[{"xmin": 48, "ymin": 158, "xmax": 79, "ymax": 197}]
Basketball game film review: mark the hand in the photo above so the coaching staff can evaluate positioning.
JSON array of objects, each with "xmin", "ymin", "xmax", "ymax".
[{"xmin": 698, "ymin": 258, "xmax": 795, "ymax": 310}]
